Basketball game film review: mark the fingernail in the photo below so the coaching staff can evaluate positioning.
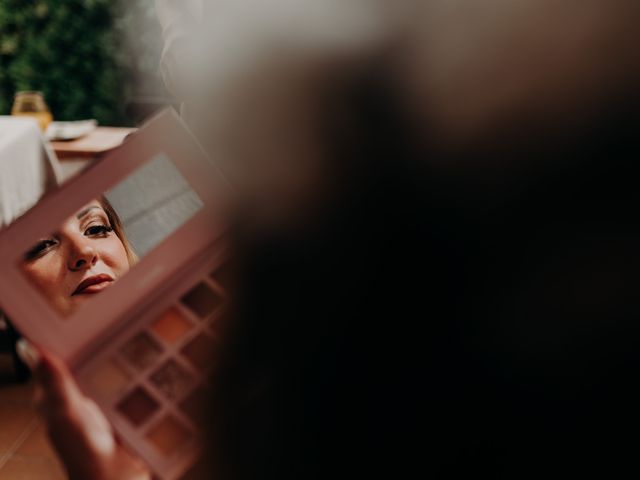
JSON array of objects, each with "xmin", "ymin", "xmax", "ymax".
[
  {"xmin": 89, "ymin": 428, "xmax": 116, "ymax": 456},
  {"xmin": 16, "ymin": 338, "xmax": 40, "ymax": 370},
  {"xmin": 83, "ymin": 400, "xmax": 116, "ymax": 455}
]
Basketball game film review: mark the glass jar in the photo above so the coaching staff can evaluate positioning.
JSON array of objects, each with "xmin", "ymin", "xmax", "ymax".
[{"xmin": 11, "ymin": 91, "xmax": 53, "ymax": 132}]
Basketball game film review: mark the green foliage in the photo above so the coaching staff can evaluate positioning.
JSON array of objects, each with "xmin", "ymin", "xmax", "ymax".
[{"xmin": 0, "ymin": 0, "xmax": 128, "ymax": 125}]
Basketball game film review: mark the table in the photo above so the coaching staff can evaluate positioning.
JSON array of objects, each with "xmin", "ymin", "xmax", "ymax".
[
  {"xmin": 50, "ymin": 126, "xmax": 136, "ymax": 179},
  {"xmin": 50, "ymin": 126, "xmax": 135, "ymax": 160}
]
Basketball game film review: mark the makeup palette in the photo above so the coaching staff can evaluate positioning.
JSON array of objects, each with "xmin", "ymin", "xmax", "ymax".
[
  {"xmin": 0, "ymin": 110, "xmax": 231, "ymax": 479},
  {"xmin": 77, "ymin": 268, "xmax": 226, "ymax": 477}
]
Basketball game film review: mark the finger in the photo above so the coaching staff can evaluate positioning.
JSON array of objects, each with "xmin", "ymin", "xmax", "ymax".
[
  {"xmin": 16, "ymin": 338, "xmax": 40, "ymax": 369},
  {"xmin": 17, "ymin": 339, "xmax": 73, "ymax": 403},
  {"xmin": 17, "ymin": 340, "xmax": 87, "ymax": 426},
  {"xmin": 29, "ymin": 348, "xmax": 115, "ymax": 448},
  {"xmin": 79, "ymin": 397, "xmax": 117, "ymax": 455},
  {"xmin": 16, "ymin": 339, "xmax": 45, "ymax": 407},
  {"xmin": 28, "ymin": 348, "xmax": 85, "ymax": 415}
]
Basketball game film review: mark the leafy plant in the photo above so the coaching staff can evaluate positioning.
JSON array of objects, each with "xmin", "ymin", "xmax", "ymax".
[{"xmin": 0, "ymin": 0, "xmax": 129, "ymax": 125}]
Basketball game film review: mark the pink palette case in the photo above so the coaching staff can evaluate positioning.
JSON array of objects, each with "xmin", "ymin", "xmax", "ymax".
[{"xmin": 0, "ymin": 109, "xmax": 231, "ymax": 479}]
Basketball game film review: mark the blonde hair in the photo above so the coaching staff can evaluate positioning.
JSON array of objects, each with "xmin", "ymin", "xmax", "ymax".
[{"xmin": 99, "ymin": 196, "xmax": 138, "ymax": 265}]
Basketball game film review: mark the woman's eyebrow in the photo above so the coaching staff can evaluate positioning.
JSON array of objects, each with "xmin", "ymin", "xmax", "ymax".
[{"xmin": 76, "ymin": 206, "xmax": 102, "ymax": 220}]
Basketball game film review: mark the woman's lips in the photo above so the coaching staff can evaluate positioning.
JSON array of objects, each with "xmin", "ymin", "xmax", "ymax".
[{"xmin": 72, "ymin": 274, "xmax": 114, "ymax": 296}]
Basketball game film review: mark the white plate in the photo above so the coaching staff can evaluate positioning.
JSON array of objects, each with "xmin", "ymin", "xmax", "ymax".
[{"xmin": 46, "ymin": 120, "xmax": 98, "ymax": 141}]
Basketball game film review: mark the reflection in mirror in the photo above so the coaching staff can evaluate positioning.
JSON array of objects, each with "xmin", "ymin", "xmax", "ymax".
[{"xmin": 20, "ymin": 153, "xmax": 203, "ymax": 316}]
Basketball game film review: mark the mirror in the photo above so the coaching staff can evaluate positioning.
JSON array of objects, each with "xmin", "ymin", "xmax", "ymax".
[{"xmin": 20, "ymin": 153, "xmax": 203, "ymax": 316}]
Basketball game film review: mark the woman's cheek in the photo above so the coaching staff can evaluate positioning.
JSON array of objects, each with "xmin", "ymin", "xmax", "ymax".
[
  {"xmin": 22, "ymin": 257, "xmax": 65, "ymax": 304},
  {"xmin": 101, "ymin": 237, "xmax": 131, "ymax": 276}
]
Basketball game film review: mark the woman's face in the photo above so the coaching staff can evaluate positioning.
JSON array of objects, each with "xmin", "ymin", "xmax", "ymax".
[{"xmin": 21, "ymin": 200, "xmax": 130, "ymax": 315}]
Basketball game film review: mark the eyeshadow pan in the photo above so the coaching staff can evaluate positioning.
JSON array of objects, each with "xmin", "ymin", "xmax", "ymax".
[
  {"xmin": 116, "ymin": 387, "xmax": 159, "ymax": 427},
  {"xmin": 151, "ymin": 307, "xmax": 193, "ymax": 344},
  {"xmin": 119, "ymin": 332, "xmax": 163, "ymax": 371},
  {"xmin": 150, "ymin": 360, "xmax": 195, "ymax": 401},
  {"xmin": 89, "ymin": 359, "xmax": 131, "ymax": 399},
  {"xmin": 146, "ymin": 415, "xmax": 192, "ymax": 457},
  {"xmin": 181, "ymin": 283, "xmax": 222, "ymax": 319},
  {"xmin": 180, "ymin": 333, "xmax": 217, "ymax": 371}
]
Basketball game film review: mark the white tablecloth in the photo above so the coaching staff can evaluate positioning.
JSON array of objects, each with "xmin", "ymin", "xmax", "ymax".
[{"xmin": 0, "ymin": 116, "xmax": 62, "ymax": 228}]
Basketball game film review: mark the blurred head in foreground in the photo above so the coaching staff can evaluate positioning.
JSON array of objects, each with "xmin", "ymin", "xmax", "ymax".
[{"xmin": 169, "ymin": 1, "xmax": 640, "ymax": 478}]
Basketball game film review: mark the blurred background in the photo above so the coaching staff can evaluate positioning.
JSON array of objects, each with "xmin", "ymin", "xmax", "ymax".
[{"xmin": 0, "ymin": 0, "xmax": 168, "ymax": 126}]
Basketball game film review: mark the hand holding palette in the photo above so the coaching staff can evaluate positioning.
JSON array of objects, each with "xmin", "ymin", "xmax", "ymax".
[{"xmin": 0, "ymin": 110, "xmax": 230, "ymax": 479}]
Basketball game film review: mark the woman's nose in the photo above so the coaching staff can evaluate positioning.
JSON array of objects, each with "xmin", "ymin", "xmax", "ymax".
[{"xmin": 67, "ymin": 239, "xmax": 98, "ymax": 271}]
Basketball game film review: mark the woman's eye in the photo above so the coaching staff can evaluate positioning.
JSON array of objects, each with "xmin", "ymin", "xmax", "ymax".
[
  {"xmin": 85, "ymin": 224, "xmax": 113, "ymax": 236},
  {"xmin": 24, "ymin": 239, "xmax": 57, "ymax": 260}
]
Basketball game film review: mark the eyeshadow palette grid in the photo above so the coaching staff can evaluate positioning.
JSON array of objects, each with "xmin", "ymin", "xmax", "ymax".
[{"xmin": 76, "ymin": 270, "xmax": 226, "ymax": 479}]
